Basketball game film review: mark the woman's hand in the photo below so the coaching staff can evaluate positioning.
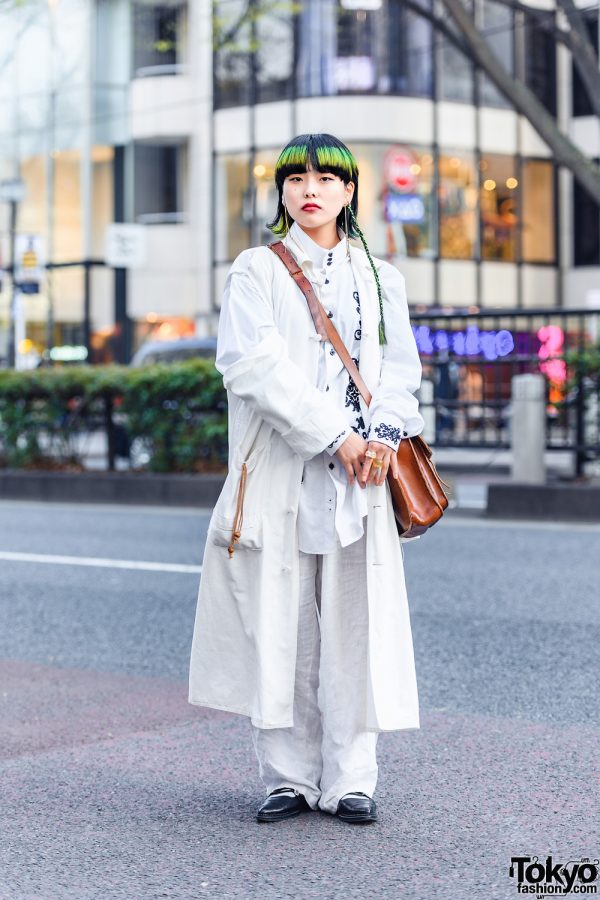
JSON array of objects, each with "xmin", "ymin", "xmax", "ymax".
[
  {"xmin": 360, "ymin": 441, "xmax": 399, "ymax": 487},
  {"xmin": 334, "ymin": 433, "xmax": 366, "ymax": 486},
  {"xmin": 335, "ymin": 436, "xmax": 399, "ymax": 488}
]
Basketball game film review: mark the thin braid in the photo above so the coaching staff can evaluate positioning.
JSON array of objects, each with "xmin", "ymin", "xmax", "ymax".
[{"xmin": 347, "ymin": 206, "xmax": 387, "ymax": 345}]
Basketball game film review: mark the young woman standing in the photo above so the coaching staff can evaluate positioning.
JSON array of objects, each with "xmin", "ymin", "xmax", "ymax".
[{"xmin": 189, "ymin": 133, "xmax": 425, "ymax": 825}]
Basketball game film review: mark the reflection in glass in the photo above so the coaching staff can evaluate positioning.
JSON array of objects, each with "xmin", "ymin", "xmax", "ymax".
[
  {"xmin": 573, "ymin": 172, "xmax": 600, "ymax": 266},
  {"xmin": 215, "ymin": 154, "xmax": 250, "ymax": 261},
  {"xmin": 438, "ymin": 8, "xmax": 473, "ymax": 102},
  {"xmin": 132, "ymin": 2, "xmax": 187, "ymax": 75},
  {"xmin": 480, "ymin": 154, "xmax": 518, "ymax": 261},
  {"xmin": 439, "ymin": 153, "xmax": 478, "ymax": 258},
  {"xmin": 256, "ymin": 5, "xmax": 294, "ymax": 102},
  {"xmin": 213, "ymin": 0, "xmax": 252, "ymax": 109},
  {"xmin": 479, "ymin": 0, "xmax": 513, "ymax": 108},
  {"xmin": 524, "ymin": 12, "xmax": 556, "ymax": 115},
  {"xmin": 134, "ymin": 143, "xmax": 185, "ymax": 223}
]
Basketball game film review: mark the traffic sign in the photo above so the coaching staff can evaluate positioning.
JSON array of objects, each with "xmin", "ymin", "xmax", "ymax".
[
  {"xmin": 105, "ymin": 223, "xmax": 147, "ymax": 268},
  {"xmin": 0, "ymin": 178, "xmax": 26, "ymax": 203}
]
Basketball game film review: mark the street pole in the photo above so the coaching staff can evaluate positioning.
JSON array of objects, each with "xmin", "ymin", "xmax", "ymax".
[
  {"xmin": 1, "ymin": 178, "xmax": 26, "ymax": 368},
  {"xmin": 7, "ymin": 198, "xmax": 18, "ymax": 369}
]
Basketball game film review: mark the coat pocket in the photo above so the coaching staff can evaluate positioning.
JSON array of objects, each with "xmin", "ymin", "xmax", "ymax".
[{"xmin": 209, "ymin": 438, "xmax": 271, "ymax": 555}]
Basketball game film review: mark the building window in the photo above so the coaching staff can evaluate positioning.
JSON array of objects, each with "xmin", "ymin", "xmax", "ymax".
[
  {"xmin": 524, "ymin": 12, "xmax": 557, "ymax": 115},
  {"xmin": 134, "ymin": 143, "xmax": 185, "ymax": 224},
  {"xmin": 439, "ymin": 153, "xmax": 478, "ymax": 259},
  {"xmin": 210, "ymin": 0, "xmax": 434, "ymax": 104},
  {"xmin": 256, "ymin": 6, "xmax": 295, "ymax": 103},
  {"xmin": 384, "ymin": 0, "xmax": 433, "ymax": 98},
  {"xmin": 213, "ymin": 0, "xmax": 252, "ymax": 109},
  {"xmin": 573, "ymin": 169, "xmax": 600, "ymax": 266},
  {"xmin": 438, "ymin": 33, "xmax": 474, "ymax": 103},
  {"xmin": 358, "ymin": 143, "xmax": 435, "ymax": 259},
  {"xmin": 522, "ymin": 160, "xmax": 555, "ymax": 263},
  {"xmin": 480, "ymin": 154, "xmax": 518, "ymax": 261},
  {"xmin": 479, "ymin": 0, "xmax": 513, "ymax": 108},
  {"xmin": 572, "ymin": 11, "xmax": 598, "ymax": 117},
  {"xmin": 132, "ymin": 2, "xmax": 186, "ymax": 76},
  {"xmin": 215, "ymin": 153, "xmax": 250, "ymax": 262}
]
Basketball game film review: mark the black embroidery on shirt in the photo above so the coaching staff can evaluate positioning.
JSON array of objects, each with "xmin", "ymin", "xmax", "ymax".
[
  {"xmin": 350, "ymin": 414, "xmax": 367, "ymax": 439},
  {"xmin": 353, "ymin": 290, "xmax": 362, "ymax": 341},
  {"xmin": 344, "ymin": 358, "xmax": 361, "ymax": 414},
  {"xmin": 373, "ymin": 423, "xmax": 402, "ymax": 444},
  {"xmin": 327, "ymin": 430, "xmax": 347, "ymax": 449}
]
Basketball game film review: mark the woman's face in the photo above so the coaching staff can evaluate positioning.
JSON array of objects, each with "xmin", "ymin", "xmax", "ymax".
[{"xmin": 282, "ymin": 164, "xmax": 354, "ymax": 232}]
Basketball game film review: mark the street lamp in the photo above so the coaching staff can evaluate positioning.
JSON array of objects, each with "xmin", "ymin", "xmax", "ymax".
[{"xmin": 0, "ymin": 177, "xmax": 26, "ymax": 369}]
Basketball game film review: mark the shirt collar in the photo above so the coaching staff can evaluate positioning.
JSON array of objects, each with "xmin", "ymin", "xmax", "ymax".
[{"xmin": 284, "ymin": 220, "xmax": 348, "ymax": 278}]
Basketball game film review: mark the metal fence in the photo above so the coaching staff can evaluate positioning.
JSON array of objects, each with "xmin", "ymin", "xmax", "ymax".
[{"xmin": 411, "ymin": 308, "xmax": 600, "ymax": 476}]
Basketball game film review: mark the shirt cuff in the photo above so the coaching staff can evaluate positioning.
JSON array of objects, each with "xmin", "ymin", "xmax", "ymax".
[
  {"xmin": 367, "ymin": 421, "xmax": 407, "ymax": 452},
  {"xmin": 325, "ymin": 428, "xmax": 350, "ymax": 456}
]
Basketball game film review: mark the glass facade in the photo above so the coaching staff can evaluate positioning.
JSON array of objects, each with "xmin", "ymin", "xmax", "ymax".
[
  {"xmin": 573, "ymin": 168, "xmax": 600, "ymax": 267},
  {"xmin": 571, "ymin": 11, "xmax": 598, "ymax": 117},
  {"xmin": 480, "ymin": 154, "xmax": 518, "ymax": 261},
  {"xmin": 214, "ymin": 0, "xmax": 434, "ymax": 108},
  {"xmin": 479, "ymin": 0, "xmax": 513, "ymax": 109},
  {"xmin": 439, "ymin": 153, "xmax": 478, "ymax": 259},
  {"xmin": 522, "ymin": 160, "xmax": 555, "ymax": 263},
  {"xmin": 133, "ymin": 142, "xmax": 186, "ymax": 224},
  {"xmin": 215, "ymin": 153, "xmax": 250, "ymax": 262},
  {"xmin": 132, "ymin": 1, "xmax": 187, "ymax": 75},
  {"xmin": 214, "ymin": 0, "xmax": 558, "ymax": 110},
  {"xmin": 217, "ymin": 144, "xmax": 556, "ymax": 268}
]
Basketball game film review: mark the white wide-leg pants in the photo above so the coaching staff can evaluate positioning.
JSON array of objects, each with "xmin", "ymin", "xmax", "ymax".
[{"xmin": 251, "ymin": 523, "xmax": 378, "ymax": 814}]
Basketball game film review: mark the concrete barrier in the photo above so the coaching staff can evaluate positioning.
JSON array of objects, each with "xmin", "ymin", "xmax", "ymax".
[
  {"xmin": 0, "ymin": 470, "xmax": 227, "ymax": 506},
  {"xmin": 487, "ymin": 481, "xmax": 600, "ymax": 521},
  {"xmin": 511, "ymin": 374, "xmax": 546, "ymax": 484}
]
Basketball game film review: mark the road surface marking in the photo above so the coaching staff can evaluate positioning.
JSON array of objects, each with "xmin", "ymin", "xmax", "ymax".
[{"xmin": 0, "ymin": 550, "xmax": 202, "ymax": 574}]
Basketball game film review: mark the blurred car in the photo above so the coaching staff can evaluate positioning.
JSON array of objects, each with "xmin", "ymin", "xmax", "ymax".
[{"xmin": 129, "ymin": 336, "xmax": 218, "ymax": 366}]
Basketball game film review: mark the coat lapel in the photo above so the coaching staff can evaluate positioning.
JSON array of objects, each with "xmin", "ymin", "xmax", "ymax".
[{"xmin": 348, "ymin": 244, "xmax": 382, "ymax": 407}]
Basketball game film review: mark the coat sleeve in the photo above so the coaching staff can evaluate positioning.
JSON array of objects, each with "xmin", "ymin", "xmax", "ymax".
[
  {"xmin": 215, "ymin": 248, "xmax": 351, "ymax": 462},
  {"xmin": 366, "ymin": 261, "xmax": 425, "ymax": 451}
]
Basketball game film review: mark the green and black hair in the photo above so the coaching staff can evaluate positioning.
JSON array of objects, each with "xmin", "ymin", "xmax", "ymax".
[{"xmin": 267, "ymin": 133, "xmax": 386, "ymax": 344}]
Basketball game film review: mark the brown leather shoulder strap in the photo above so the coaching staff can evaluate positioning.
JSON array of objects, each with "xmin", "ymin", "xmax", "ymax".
[{"xmin": 268, "ymin": 240, "xmax": 373, "ymax": 407}]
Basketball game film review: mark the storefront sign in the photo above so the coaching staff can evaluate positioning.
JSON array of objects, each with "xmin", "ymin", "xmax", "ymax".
[
  {"xmin": 105, "ymin": 224, "xmax": 147, "ymax": 268},
  {"xmin": 15, "ymin": 233, "xmax": 44, "ymax": 293},
  {"xmin": 385, "ymin": 193, "xmax": 425, "ymax": 223},
  {"xmin": 383, "ymin": 147, "xmax": 418, "ymax": 193},
  {"xmin": 537, "ymin": 325, "xmax": 566, "ymax": 384},
  {"xmin": 413, "ymin": 324, "xmax": 515, "ymax": 360}
]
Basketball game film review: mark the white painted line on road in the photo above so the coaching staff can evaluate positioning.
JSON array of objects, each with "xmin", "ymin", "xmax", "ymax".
[{"xmin": 0, "ymin": 550, "xmax": 202, "ymax": 574}]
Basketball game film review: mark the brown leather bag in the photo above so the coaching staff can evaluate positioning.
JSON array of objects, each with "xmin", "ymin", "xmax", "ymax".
[{"xmin": 268, "ymin": 240, "xmax": 449, "ymax": 539}]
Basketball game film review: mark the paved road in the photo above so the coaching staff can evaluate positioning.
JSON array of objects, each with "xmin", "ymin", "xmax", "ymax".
[{"xmin": 0, "ymin": 500, "xmax": 598, "ymax": 900}]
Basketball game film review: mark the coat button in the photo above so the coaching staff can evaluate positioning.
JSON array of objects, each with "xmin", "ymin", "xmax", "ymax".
[
  {"xmin": 328, "ymin": 462, "xmax": 334, "ymax": 469},
  {"xmin": 403, "ymin": 431, "xmax": 408, "ymax": 437},
  {"xmin": 282, "ymin": 564, "xmax": 291, "ymax": 573}
]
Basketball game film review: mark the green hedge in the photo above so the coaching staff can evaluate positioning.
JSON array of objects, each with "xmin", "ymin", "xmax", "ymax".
[{"xmin": 0, "ymin": 359, "xmax": 229, "ymax": 473}]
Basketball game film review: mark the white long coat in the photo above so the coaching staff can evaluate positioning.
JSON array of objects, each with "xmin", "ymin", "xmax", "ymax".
[{"xmin": 188, "ymin": 236, "xmax": 424, "ymax": 732}]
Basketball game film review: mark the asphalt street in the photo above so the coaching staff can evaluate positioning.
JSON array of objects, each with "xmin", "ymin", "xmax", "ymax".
[{"xmin": 0, "ymin": 499, "xmax": 598, "ymax": 900}]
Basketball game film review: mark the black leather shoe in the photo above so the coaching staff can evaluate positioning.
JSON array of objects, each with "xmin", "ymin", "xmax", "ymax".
[
  {"xmin": 336, "ymin": 792, "xmax": 378, "ymax": 823},
  {"xmin": 256, "ymin": 787, "xmax": 311, "ymax": 823}
]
